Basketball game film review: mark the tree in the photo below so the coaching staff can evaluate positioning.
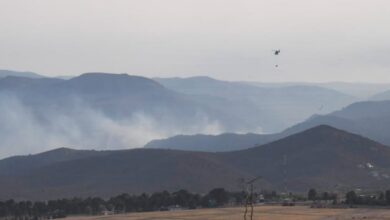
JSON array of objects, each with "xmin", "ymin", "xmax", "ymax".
[
  {"xmin": 346, "ymin": 191, "xmax": 357, "ymax": 205},
  {"xmin": 207, "ymin": 188, "xmax": 229, "ymax": 207},
  {"xmin": 385, "ymin": 190, "xmax": 390, "ymax": 205},
  {"xmin": 308, "ymin": 189, "xmax": 317, "ymax": 201},
  {"xmin": 379, "ymin": 192, "xmax": 385, "ymax": 201},
  {"xmin": 322, "ymin": 192, "xmax": 329, "ymax": 200},
  {"xmin": 173, "ymin": 190, "xmax": 192, "ymax": 207},
  {"xmin": 149, "ymin": 191, "xmax": 173, "ymax": 210}
]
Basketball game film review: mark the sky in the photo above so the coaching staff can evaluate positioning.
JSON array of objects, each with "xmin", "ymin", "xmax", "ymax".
[{"xmin": 0, "ymin": 0, "xmax": 389, "ymax": 82}]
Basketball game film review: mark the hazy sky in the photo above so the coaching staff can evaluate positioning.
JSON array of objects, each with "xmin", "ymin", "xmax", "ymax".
[{"xmin": 1, "ymin": 0, "xmax": 389, "ymax": 82}]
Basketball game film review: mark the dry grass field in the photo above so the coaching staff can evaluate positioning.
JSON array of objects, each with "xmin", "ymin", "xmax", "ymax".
[{"xmin": 65, "ymin": 206, "xmax": 390, "ymax": 220}]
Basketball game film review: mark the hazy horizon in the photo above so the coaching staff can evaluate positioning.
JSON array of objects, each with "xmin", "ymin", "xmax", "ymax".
[
  {"xmin": 1, "ymin": 0, "xmax": 390, "ymax": 83},
  {"xmin": 4, "ymin": 69, "xmax": 390, "ymax": 85}
]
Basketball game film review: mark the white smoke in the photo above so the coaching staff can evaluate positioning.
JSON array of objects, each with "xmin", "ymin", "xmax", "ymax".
[{"xmin": 0, "ymin": 94, "xmax": 224, "ymax": 158}]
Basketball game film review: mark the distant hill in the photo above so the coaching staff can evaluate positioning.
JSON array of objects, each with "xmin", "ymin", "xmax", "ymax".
[
  {"xmin": 0, "ymin": 148, "xmax": 109, "ymax": 176},
  {"xmin": 0, "ymin": 70, "xmax": 45, "ymax": 79},
  {"xmin": 146, "ymin": 100, "xmax": 390, "ymax": 151},
  {"xmin": 318, "ymin": 82, "xmax": 390, "ymax": 99},
  {"xmin": 0, "ymin": 149, "xmax": 247, "ymax": 200},
  {"xmin": 0, "ymin": 73, "xmax": 276, "ymax": 157},
  {"xmin": 370, "ymin": 89, "xmax": 390, "ymax": 101},
  {"xmin": 0, "ymin": 76, "xmax": 63, "ymax": 93},
  {"xmin": 247, "ymin": 81, "xmax": 390, "ymax": 99},
  {"xmin": 223, "ymin": 125, "xmax": 390, "ymax": 191},
  {"xmin": 145, "ymin": 133, "xmax": 282, "ymax": 152},
  {"xmin": 283, "ymin": 100, "xmax": 390, "ymax": 146},
  {"xmin": 1, "ymin": 125, "xmax": 390, "ymax": 200},
  {"xmin": 155, "ymin": 76, "xmax": 357, "ymax": 132}
]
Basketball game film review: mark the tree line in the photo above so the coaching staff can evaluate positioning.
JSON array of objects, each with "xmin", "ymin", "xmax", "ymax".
[
  {"xmin": 3, "ymin": 188, "xmax": 390, "ymax": 219},
  {"xmin": 345, "ymin": 190, "xmax": 390, "ymax": 206},
  {"xmin": 308, "ymin": 188, "xmax": 390, "ymax": 206},
  {"xmin": 0, "ymin": 188, "xmax": 253, "ymax": 220}
]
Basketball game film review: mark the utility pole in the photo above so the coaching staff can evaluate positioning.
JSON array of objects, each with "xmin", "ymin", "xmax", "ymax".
[{"xmin": 243, "ymin": 176, "xmax": 262, "ymax": 220}]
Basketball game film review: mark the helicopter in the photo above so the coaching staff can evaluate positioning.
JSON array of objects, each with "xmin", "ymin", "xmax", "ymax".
[{"xmin": 273, "ymin": 50, "xmax": 281, "ymax": 67}]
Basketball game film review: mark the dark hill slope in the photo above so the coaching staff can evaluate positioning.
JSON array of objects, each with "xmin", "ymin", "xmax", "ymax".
[
  {"xmin": 0, "ymin": 148, "xmax": 109, "ymax": 176},
  {"xmin": 0, "ymin": 149, "xmax": 248, "ymax": 200},
  {"xmin": 223, "ymin": 125, "xmax": 390, "ymax": 191},
  {"xmin": 1, "ymin": 126, "xmax": 390, "ymax": 200}
]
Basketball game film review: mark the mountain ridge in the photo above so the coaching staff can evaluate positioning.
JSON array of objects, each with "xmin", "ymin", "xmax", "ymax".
[
  {"xmin": 0, "ymin": 70, "xmax": 45, "ymax": 79},
  {"xmin": 0, "ymin": 72, "xmax": 272, "ymax": 157},
  {"xmin": 155, "ymin": 76, "xmax": 357, "ymax": 133},
  {"xmin": 1, "ymin": 125, "xmax": 390, "ymax": 200},
  {"xmin": 146, "ymin": 99, "xmax": 390, "ymax": 152}
]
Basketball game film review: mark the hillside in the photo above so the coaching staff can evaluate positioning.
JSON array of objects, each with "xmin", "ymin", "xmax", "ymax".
[
  {"xmin": 370, "ymin": 89, "xmax": 390, "ymax": 101},
  {"xmin": 0, "ymin": 149, "xmax": 247, "ymax": 200},
  {"xmin": 155, "ymin": 76, "xmax": 356, "ymax": 132},
  {"xmin": 1, "ymin": 126, "xmax": 390, "ymax": 200},
  {"xmin": 0, "ymin": 148, "xmax": 109, "ymax": 176},
  {"xmin": 145, "ymin": 133, "xmax": 282, "ymax": 152},
  {"xmin": 147, "ymin": 100, "xmax": 390, "ymax": 151},
  {"xmin": 0, "ymin": 70, "xmax": 44, "ymax": 79},
  {"xmin": 222, "ymin": 125, "xmax": 390, "ymax": 191},
  {"xmin": 0, "ymin": 73, "xmax": 270, "ymax": 157},
  {"xmin": 249, "ymin": 81, "xmax": 390, "ymax": 99},
  {"xmin": 283, "ymin": 100, "xmax": 390, "ymax": 146}
]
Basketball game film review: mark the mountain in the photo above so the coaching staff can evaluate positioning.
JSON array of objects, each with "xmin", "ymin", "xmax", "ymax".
[
  {"xmin": 222, "ymin": 125, "xmax": 390, "ymax": 191},
  {"xmin": 318, "ymin": 82, "xmax": 390, "ymax": 99},
  {"xmin": 0, "ymin": 73, "xmax": 275, "ymax": 157},
  {"xmin": 247, "ymin": 81, "xmax": 390, "ymax": 99},
  {"xmin": 146, "ymin": 100, "xmax": 390, "ymax": 151},
  {"xmin": 145, "ymin": 133, "xmax": 282, "ymax": 152},
  {"xmin": 370, "ymin": 89, "xmax": 390, "ymax": 101},
  {"xmin": 0, "ymin": 148, "xmax": 108, "ymax": 176},
  {"xmin": 155, "ymin": 76, "xmax": 357, "ymax": 132},
  {"xmin": 1, "ymin": 126, "xmax": 390, "ymax": 200},
  {"xmin": 0, "ymin": 148, "xmax": 247, "ymax": 200},
  {"xmin": 283, "ymin": 100, "xmax": 390, "ymax": 146},
  {"xmin": 0, "ymin": 70, "xmax": 45, "ymax": 79}
]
